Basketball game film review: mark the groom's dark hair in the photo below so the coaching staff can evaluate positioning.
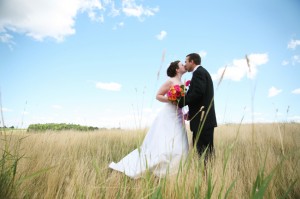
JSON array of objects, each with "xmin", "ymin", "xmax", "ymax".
[
  {"xmin": 186, "ymin": 53, "xmax": 201, "ymax": 65},
  {"xmin": 167, "ymin": 60, "xmax": 180, "ymax": 77}
]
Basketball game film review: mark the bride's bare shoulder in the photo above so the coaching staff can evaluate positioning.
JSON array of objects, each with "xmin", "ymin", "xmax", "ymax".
[
  {"xmin": 165, "ymin": 78, "xmax": 174, "ymax": 86},
  {"xmin": 168, "ymin": 78, "xmax": 182, "ymax": 86}
]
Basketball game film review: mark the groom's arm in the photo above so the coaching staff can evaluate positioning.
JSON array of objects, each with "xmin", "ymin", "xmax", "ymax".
[{"xmin": 178, "ymin": 70, "xmax": 206, "ymax": 108}]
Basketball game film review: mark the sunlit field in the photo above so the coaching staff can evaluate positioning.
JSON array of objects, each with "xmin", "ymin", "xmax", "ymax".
[{"xmin": 1, "ymin": 123, "xmax": 299, "ymax": 198}]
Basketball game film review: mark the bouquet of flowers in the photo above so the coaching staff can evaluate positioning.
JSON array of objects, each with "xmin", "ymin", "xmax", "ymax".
[
  {"xmin": 167, "ymin": 81, "xmax": 188, "ymax": 103},
  {"xmin": 167, "ymin": 80, "xmax": 190, "ymax": 104},
  {"xmin": 167, "ymin": 85, "xmax": 185, "ymax": 103}
]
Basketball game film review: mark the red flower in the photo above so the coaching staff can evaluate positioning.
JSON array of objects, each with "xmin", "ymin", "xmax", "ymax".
[{"xmin": 185, "ymin": 80, "xmax": 191, "ymax": 87}]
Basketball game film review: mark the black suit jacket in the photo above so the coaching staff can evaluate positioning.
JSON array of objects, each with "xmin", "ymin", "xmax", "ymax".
[{"xmin": 178, "ymin": 66, "xmax": 217, "ymax": 133}]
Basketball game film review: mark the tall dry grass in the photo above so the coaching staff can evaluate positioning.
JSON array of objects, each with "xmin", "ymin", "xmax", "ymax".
[{"xmin": 1, "ymin": 123, "xmax": 299, "ymax": 198}]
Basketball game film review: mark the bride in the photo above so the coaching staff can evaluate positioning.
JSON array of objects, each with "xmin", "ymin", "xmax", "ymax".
[{"xmin": 109, "ymin": 60, "xmax": 189, "ymax": 179}]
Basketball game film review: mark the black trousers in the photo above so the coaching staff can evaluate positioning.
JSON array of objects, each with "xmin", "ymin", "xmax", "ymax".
[{"xmin": 192, "ymin": 127, "xmax": 215, "ymax": 160}]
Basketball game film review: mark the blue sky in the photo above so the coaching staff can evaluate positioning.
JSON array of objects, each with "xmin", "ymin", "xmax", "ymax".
[{"xmin": 1, "ymin": 0, "xmax": 300, "ymax": 129}]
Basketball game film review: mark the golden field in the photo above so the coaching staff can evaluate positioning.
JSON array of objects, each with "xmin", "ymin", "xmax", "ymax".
[{"xmin": 1, "ymin": 123, "xmax": 299, "ymax": 198}]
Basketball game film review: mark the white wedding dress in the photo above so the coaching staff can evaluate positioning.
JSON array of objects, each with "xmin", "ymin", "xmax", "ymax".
[{"xmin": 109, "ymin": 103, "xmax": 189, "ymax": 179}]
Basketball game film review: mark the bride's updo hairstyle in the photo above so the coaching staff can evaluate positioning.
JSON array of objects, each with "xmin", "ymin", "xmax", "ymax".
[{"xmin": 167, "ymin": 60, "xmax": 180, "ymax": 77}]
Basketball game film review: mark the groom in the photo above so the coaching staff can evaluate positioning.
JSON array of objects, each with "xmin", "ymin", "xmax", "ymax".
[{"xmin": 178, "ymin": 53, "xmax": 217, "ymax": 160}]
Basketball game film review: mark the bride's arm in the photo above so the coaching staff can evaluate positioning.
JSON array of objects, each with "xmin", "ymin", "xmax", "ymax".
[{"xmin": 156, "ymin": 80, "xmax": 172, "ymax": 103}]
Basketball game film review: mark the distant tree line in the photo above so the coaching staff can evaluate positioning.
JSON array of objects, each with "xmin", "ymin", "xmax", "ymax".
[
  {"xmin": 27, "ymin": 123, "xmax": 100, "ymax": 132},
  {"xmin": 0, "ymin": 126, "xmax": 14, "ymax": 129}
]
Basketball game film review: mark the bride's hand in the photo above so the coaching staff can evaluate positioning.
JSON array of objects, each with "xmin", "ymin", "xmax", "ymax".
[
  {"xmin": 172, "ymin": 101, "xmax": 178, "ymax": 106},
  {"xmin": 184, "ymin": 113, "xmax": 190, "ymax": 120}
]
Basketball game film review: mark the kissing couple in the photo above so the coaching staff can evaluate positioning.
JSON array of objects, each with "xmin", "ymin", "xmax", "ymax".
[{"xmin": 109, "ymin": 53, "xmax": 217, "ymax": 179}]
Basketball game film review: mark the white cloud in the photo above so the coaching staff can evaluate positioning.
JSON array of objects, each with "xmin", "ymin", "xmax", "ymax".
[
  {"xmin": 281, "ymin": 60, "xmax": 289, "ymax": 66},
  {"xmin": 0, "ymin": 32, "xmax": 13, "ymax": 43},
  {"xmin": 156, "ymin": 30, "xmax": 167, "ymax": 40},
  {"xmin": 288, "ymin": 115, "xmax": 300, "ymax": 122},
  {"xmin": 212, "ymin": 53, "xmax": 268, "ymax": 81},
  {"xmin": 247, "ymin": 53, "xmax": 269, "ymax": 66},
  {"xmin": 288, "ymin": 39, "xmax": 300, "ymax": 49},
  {"xmin": 199, "ymin": 50, "xmax": 207, "ymax": 58},
  {"xmin": 88, "ymin": 11, "xmax": 104, "ymax": 23},
  {"xmin": 1, "ymin": 107, "xmax": 13, "ymax": 112},
  {"xmin": 113, "ymin": 22, "xmax": 124, "ymax": 30},
  {"xmin": 118, "ymin": 22, "xmax": 124, "ymax": 27},
  {"xmin": 96, "ymin": 82, "xmax": 121, "ymax": 91},
  {"xmin": 282, "ymin": 55, "xmax": 300, "ymax": 66},
  {"xmin": 0, "ymin": 32, "xmax": 15, "ymax": 50},
  {"xmin": 0, "ymin": 0, "xmax": 83, "ymax": 42},
  {"xmin": 122, "ymin": 0, "xmax": 159, "ymax": 19},
  {"xmin": 81, "ymin": 0, "xmax": 105, "ymax": 23},
  {"xmin": 292, "ymin": 55, "xmax": 300, "ymax": 65},
  {"xmin": 109, "ymin": 2, "xmax": 120, "ymax": 17},
  {"xmin": 0, "ymin": 0, "xmax": 158, "ymax": 43},
  {"xmin": 292, "ymin": 88, "xmax": 300, "ymax": 94},
  {"xmin": 268, "ymin": 86, "xmax": 282, "ymax": 97}
]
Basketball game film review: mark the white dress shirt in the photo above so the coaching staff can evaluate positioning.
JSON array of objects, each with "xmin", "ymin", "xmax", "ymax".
[{"xmin": 192, "ymin": 65, "xmax": 201, "ymax": 73}]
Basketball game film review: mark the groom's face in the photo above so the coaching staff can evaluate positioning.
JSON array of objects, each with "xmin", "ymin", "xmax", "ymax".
[{"xmin": 185, "ymin": 56, "xmax": 194, "ymax": 72}]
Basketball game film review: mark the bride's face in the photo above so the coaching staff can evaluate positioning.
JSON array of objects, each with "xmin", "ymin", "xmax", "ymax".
[{"xmin": 177, "ymin": 62, "xmax": 187, "ymax": 74}]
